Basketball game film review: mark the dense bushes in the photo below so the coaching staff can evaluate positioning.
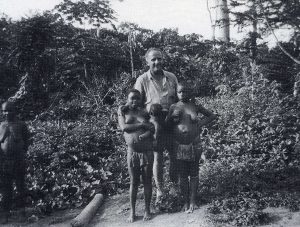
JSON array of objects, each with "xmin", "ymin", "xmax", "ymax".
[
  {"xmin": 22, "ymin": 71, "xmax": 137, "ymax": 212},
  {"xmin": 25, "ymin": 100, "xmax": 128, "ymax": 212},
  {"xmin": 197, "ymin": 64, "xmax": 300, "ymax": 225},
  {"xmin": 1, "ymin": 11, "xmax": 300, "ymax": 226}
]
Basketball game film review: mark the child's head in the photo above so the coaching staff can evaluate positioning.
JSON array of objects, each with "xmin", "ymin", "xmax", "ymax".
[
  {"xmin": 127, "ymin": 89, "xmax": 142, "ymax": 109},
  {"xmin": 149, "ymin": 103, "xmax": 163, "ymax": 118},
  {"xmin": 2, "ymin": 101, "xmax": 16, "ymax": 121},
  {"xmin": 177, "ymin": 82, "xmax": 191, "ymax": 102}
]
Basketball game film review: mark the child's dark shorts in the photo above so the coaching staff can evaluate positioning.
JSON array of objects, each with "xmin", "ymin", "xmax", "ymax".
[
  {"xmin": 175, "ymin": 142, "xmax": 201, "ymax": 178},
  {"xmin": 127, "ymin": 148, "xmax": 154, "ymax": 169}
]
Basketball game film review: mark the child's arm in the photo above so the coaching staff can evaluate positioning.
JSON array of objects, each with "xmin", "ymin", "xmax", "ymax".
[
  {"xmin": 139, "ymin": 118, "xmax": 155, "ymax": 141},
  {"xmin": 138, "ymin": 129, "xmax": 153, "ymax": 140},
  {"xmin": 165, "ymin": 105, "xmax": 179, "ymax": 127},
  {"xmin": 196, "ymin": 104, "xmax": 217, "ymax": 128},
  {"xmin": 152, "ymin": 121, "xmax": 160, "ymax": 140}
]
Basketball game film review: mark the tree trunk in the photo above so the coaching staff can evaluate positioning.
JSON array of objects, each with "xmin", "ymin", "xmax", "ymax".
[
  {"xmin": 96, "ymin": 27, "xmax": 100, "ymax": 38},
  {"xmin": 250, "ymin": 2, "xmax": 258, "ymax": 61},
  {"xmin": 206, "ymin": 0, "xmax": 216, "ymax": 41},
  {"xmin": 215, "ymin": 0, "xmax": 230, "ymax": 42},
  {"xmin": 128, "ymin": 31, "xmax": 134, "ymax": 77},
  {"xmin": 84, "ymin": 63, "xmax": 88, "ymax": 79}
]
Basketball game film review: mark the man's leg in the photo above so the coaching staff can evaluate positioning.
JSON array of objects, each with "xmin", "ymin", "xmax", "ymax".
[
  {"xmin": 165, "ymin": 134, "xmax": 178, "ymax": 183},
  {"xmin": 153, "ymin": 151, "xmax": 163, "ymax": 201},
  {"xmin": 169, "ymin": 150, "xmax": 178, "ymax": 183}
]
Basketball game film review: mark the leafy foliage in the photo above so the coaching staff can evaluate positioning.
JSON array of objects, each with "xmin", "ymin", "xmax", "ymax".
[
  {"xmin": 0, "ymin": 5, "xmax": 300, "ymax": 226},
  {"xmin": 55, "ymin": 0, "xmax": 116, "ymax": 28},
  {"xmin": 197, "ymin": 63, "xmax": 300, "ymax": 225},
  {"xmin": 26, "ymin": 99, "xmax": 128, "ymax": 212},
  {"xmin": 208, "ymin": 192, "xmax": 270, "ymax": 226}
]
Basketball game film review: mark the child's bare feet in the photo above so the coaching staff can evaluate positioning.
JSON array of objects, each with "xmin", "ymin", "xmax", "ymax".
[
  {"xmin": 186, "ymin": 203, "xmax": 198, "ymax": 213},
  {"xmin": 127, "ymin": 212, "xmax": 136, "ymax": 223},
  {"xmin": 182, "ymin": 203, "xmax": 189, "ymax": 212},
  {"xmin": 143, "ymin": 211, "xmax": 151, "ymax": 221}
]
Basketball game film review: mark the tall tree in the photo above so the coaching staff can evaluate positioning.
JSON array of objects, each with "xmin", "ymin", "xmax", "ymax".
[
  {"xmin": 230, "ymin": 0, "xmax": 260, "ymax": 60},
  {"xmin": 229, "ymin": 0, "xmax": 300, "ymax": 64},
  {"xmin": 55, "ymin": 0, "xmax": 116, "ymax": 35},
  {"xmin": 214, "ymin": 0, "xmax": 230, "ymax": 42}
]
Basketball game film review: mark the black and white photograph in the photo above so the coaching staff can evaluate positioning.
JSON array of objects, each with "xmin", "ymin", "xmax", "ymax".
[{"xmin": 0, "ymin": 0, "xmax": 299, "ymax": 226}]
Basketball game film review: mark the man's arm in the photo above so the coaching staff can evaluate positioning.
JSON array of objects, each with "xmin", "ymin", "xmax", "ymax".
[
  {"xmin": 168, "ymin": 73, "xmax": 179, "ymax": 103},
  {"xmin": 134, "ymin": 77, "xmax": 146, "ymax": 108}
]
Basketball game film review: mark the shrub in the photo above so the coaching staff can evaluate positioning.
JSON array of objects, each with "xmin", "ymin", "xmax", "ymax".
[
  {"xmin": 197, "ymin": 63, "xmax": 300, "ymax": 225},
  {"xmin": 25, "ymin": 99, "xmax": 128, "ymax": 212}
]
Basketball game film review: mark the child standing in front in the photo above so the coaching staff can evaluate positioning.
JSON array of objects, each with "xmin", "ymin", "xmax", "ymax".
[
  {"xmin": 0, "ymin": 101, "xmax": 30, "ymax": 223},
  {"xmin": 166, "ymin": 83, "xmax": 216, "ymax": 213},
  {"xmin": 148, "ymin": 103, "xmax": 165, "ymax": 203},
  {"xmin": 118, "ymin": 89, "xmax": 154, "ymax": 222}
]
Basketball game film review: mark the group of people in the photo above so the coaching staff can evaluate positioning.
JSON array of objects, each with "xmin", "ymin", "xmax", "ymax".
[
  {"xmin": 0, "ymin": 47, "xmax": 216, "ymax": 224},
  {"xmin": 118, "ymin": 47, "xmax": 216, "ymax": 222}
]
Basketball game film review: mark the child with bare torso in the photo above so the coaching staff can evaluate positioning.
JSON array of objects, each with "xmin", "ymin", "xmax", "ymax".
[
  {"xmin": 118, "ymin": 89, "xmax": 154, "ymax": 222},
  {"xmin": 0, "ymin": 101, "xmax": 30, "ymax": 223},
  {"xmin": 148, "ymin": 103, "xmax": 166, "ymax": 203},
  {"xmin": 166, "ymin": 83, "xmax": 216, "ymax": 213},
  {"xmin": 149, "ymin": 103, "xmax": 165, "ymax": 153}
]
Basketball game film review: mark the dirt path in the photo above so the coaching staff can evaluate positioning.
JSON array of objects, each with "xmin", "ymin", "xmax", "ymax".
[
  {"xmin": 91, "ymin": 193, "xmax": 300, "ymax": 227},
  {"xmin": 3, "ymin": 192, "xmax": 300, "ymax": 227},
  {"xmin": 90, "ymin": 193, "xmax": 213, "ymax": 227}
]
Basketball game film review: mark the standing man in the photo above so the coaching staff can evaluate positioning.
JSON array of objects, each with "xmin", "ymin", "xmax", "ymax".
[{"xmin": 134, "ymin": 47, "xmax": 178, "ymax": 202}]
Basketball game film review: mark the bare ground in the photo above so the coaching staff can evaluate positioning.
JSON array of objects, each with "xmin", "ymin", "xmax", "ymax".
[{"xmin": 2, "ymin": 192, "xmax": 300, "ymax": 227}]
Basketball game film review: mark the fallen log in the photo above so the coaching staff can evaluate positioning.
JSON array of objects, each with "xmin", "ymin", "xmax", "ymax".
[{"xmin": 71, "ymin": 193, "xmax": 104, "ymax": 227}]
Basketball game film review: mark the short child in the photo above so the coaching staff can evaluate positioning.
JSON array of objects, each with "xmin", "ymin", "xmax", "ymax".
[{"xmin": 149, "ymin": 103, "xmax": 165, "ymax": 202}]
